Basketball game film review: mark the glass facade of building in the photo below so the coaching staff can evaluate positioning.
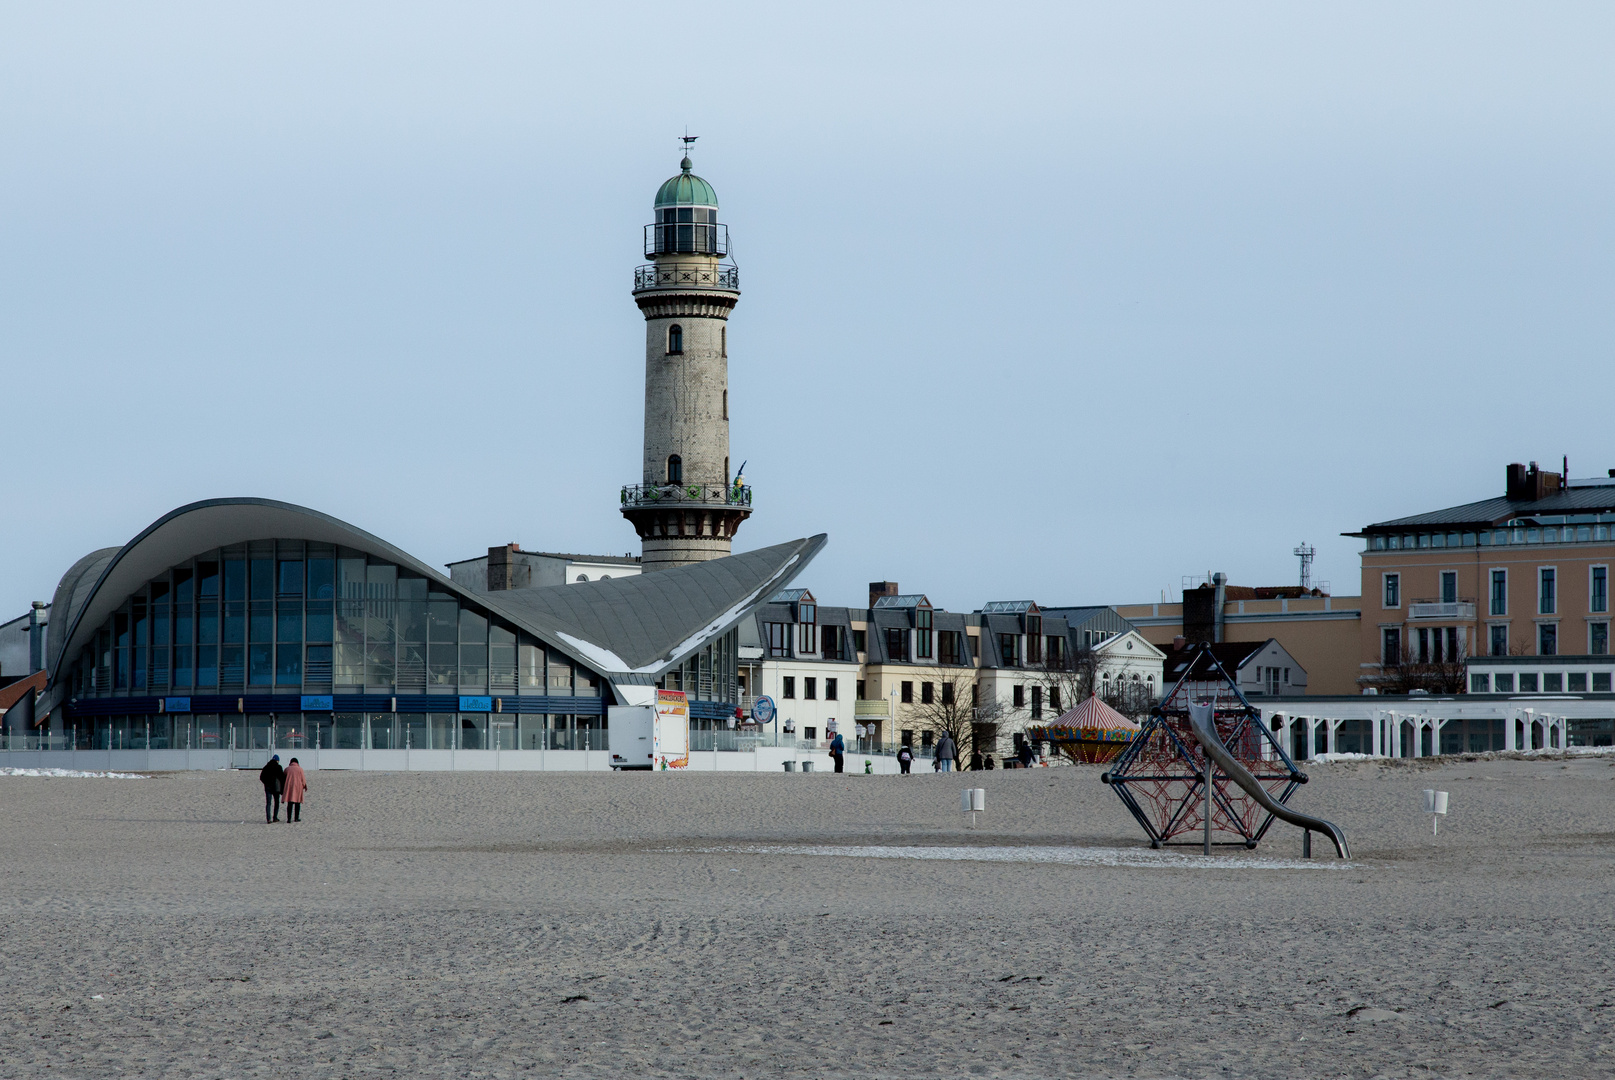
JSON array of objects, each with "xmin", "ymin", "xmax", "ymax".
[{"xmin": 64, "ymin": 541, "xmax": 610, "ymax": 750}]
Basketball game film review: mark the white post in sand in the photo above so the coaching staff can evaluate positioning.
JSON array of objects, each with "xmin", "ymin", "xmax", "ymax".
[
  {"xmin": 960, "ymin": 787, "xmax": 984, "ymax": 828},
  {"xmin": 1423, "ymin": 789, "xmax": 1449, "ymax": 836}
]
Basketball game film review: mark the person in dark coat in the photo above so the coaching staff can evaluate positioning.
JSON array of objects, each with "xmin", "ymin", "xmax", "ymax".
[
  {"xmin": 969, "ymin": 749, "xmax": 983, "ymax": 771},
  {"xmin": 260, "ymin": 755, "xmax": 284, "ymax": 823},
  {"xmin": 897, "ymin": 743, "xmax": 913, "ymax": 774},
  {"xmin": 1018, "ymin": 739, "xmax": 1036, "ymax": 768},
  {"xmin": 829, "ymin": 730, "xmax": 845, "ymax": 773},
  {"xmin": 935, "ymin": 733, "xmax": 956, "ymax": 772},
  {"xmin": 983, "ymin": 754, "xmax": 995, "ymax": 770}
]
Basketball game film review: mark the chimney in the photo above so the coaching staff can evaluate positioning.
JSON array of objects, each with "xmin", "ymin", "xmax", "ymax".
[
  {"xmin": 868, "ymin": 581, "xmax": 899, "ymax": 608},
  {"xmin": 28, "ymin": 601, "xmax": 46, "ymax": 674},
  {"xmin": 487, "ymin": 543, "xmax": 519, "ymax": 591},
  {"xmin": 1212, "ymin": 572, "xmax": 1227, "ymax": 644},
  {"xmin": 1172, "ymin": 635, "xmax": 1187, "ymax": 651},
  {"xmin": 1506, "ymin": 462, "xmax": 1528, "ymax": 500}
]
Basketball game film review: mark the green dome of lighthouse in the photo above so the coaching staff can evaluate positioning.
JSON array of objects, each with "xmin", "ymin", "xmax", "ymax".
[{"xmin": 654, "ymin": 157, "xmax": 719, "ymax": 209}]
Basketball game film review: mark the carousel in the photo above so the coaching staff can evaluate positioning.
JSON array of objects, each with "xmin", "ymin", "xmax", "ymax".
[{"xmin": 1027, "ymin": 694, "xmax": 1141, "ymax": 764}]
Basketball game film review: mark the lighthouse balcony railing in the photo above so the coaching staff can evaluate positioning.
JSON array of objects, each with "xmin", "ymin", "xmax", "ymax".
[
  {"xmin": 633, "ymin": 263, "xmax": 739, "ymax": 292},
  {"xmin": 643, "ymin": 222, "xmax": 729, "ymax": 258},
  {"xmin": 621, "ymin": 483, "xmax": 753, "ymax": 509}
]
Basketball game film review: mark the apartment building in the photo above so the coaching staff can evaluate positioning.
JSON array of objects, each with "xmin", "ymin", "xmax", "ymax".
[
  {"xmin": 1351, "ymin": 461, "xmax": 1615, "ymax": 690},
  {"xmin": 738, "ymin": 584, "xmax": 1160, "ymax": 759}
]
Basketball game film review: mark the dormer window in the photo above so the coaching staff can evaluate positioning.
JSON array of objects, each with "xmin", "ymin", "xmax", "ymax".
[
  {"xmin": 667, "ymin": 324, "xmax": 684, "ymax": 355},
  {"xmin": 796, "ymin": 601, "xmax": 817, "ymax": 653},
  {"xmin": 916, "ymin": 605, "xmax": 933, "ymax": 660}
]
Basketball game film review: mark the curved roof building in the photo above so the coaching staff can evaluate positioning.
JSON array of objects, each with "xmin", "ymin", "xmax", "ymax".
[{"xmin": 40, "ymin": 498, "xmax": 822, "ymax": 763}]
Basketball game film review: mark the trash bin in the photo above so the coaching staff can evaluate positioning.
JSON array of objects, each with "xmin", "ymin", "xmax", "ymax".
[
  {"xmin": 783, "ymin": 761, "xmax": 795, "ymax": 772},
  {"xmin": 801, "ymin": 761, "xmax": 814, "ymax": 773}
]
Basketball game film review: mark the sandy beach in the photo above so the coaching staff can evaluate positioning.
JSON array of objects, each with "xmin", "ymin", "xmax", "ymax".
[{"xmin": 1, "ymin": 755, "xmax": 1612, "ymax": 1079}]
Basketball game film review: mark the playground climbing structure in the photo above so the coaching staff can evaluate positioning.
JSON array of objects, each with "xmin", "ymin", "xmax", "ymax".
[{"xmin": 1102, "ymin": 645, "xmax": 1348, "ymax": 856}]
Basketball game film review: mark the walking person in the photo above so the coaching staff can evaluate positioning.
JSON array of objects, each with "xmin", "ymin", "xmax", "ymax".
[
  {"xmin": 1018, "ymin": 738, "xmax": 1036, "ymax": 769},
  {"xmin": 935, "ymin": 732, "xmax": 955, "ymax": 772},
  {"xmin": 282, "ymin": 757, "xmax": 308, "ymax": 822},
  {"xmin": 970, "ymin": 749, "xmax": 983, "ymax": 771},
  {"xmin": 260, "ymin": 754, "xmax": 284, "ymax": 824},
  {"xmin": 829, "ymin": 729, "xmax": 845, "ymax": 773},
  {"xmin": 897, "ymin": 743, "xmax": 913, "ymax": 774}
]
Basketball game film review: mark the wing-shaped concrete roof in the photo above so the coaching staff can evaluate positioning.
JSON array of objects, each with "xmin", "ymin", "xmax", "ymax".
[
  {"xmin": 47, "ymin": 547, "xmax": 121, "ymax": 676},
  {"xmin": 486, "ymin": 535, "xmax": 827, "ymax": 680}
]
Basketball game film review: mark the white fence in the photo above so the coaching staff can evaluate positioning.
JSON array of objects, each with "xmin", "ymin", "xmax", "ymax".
[{"xmin": 0, "ymin": 744, "xmax": 907, "ymax": 774}]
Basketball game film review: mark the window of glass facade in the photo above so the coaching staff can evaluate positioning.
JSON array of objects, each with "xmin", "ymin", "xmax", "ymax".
[{"xmin": 655, "ymin": 628, "xmax": 738, "ymax": 704}]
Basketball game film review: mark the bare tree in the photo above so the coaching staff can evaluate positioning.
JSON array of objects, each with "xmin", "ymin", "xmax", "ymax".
[
  {"xmin": 1036, "ymin": 647, "xmax": 1154, "ymax": 722},
  {"xmin": 901, "ymin": 674, "xmax": 1005, "ymax": 769},
  {"xmin": 1099, "ymin": 676, "xmax": 1156, "ymax": 721},
  {"xmin": 1377, "ymin": 640, "xmax": 1468, "ymax": 695},
  {"xmin": 1035, "ymin": 647, "xmax": 1098, "ymax": 719}
]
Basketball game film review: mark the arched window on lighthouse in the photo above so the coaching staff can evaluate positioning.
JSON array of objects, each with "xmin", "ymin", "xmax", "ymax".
[
  {"xmin": 666, "ymin": 455, "xmax": 683, "ymax": 485},
  {"xmin": 667, "ymin": 324, "xmax": 683, "ymax": 355}
]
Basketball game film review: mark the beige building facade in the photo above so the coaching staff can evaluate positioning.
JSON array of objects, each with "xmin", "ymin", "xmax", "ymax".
[
  {"xmin": 1116, "ymin": 587, "xmax": 1362, "ymax": 695},
  {"xmin": 1352, "ymin": 461, "xmax": 1615, "ymax": 689}
]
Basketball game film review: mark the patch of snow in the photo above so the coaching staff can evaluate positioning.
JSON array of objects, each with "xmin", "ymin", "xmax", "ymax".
[
  {"xmin": 1311, "ymin": 752, "xmax": 1377, "ymax": 763},
  {"xmin": 0, "ymin": 767, "xmax": 149, "ymax": 779}
]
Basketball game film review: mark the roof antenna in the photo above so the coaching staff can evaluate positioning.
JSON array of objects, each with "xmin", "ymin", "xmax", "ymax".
[{"xmin": 1294, "ymin": 542, "xmax": 1315, "ymax": 591}]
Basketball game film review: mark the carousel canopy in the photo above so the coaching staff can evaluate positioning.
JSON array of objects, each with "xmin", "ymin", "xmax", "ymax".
[{"xmin": 1046, "ymin": 694, "xmax": 1140, "ymax": 733}]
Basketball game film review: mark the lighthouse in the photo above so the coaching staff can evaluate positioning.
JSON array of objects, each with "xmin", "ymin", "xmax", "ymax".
[{"xmin": 620, "ymin": 147, "xmax": 752, "ymax": 571}]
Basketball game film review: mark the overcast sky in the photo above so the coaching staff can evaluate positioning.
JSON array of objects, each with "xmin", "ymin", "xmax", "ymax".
[{"xmin": 3, "ymin": 2, "xmax": 1612, "ymax": 619}]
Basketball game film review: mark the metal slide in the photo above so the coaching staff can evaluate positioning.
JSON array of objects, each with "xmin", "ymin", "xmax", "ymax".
[{"xmin": 1188, "ymin": 702, "xmax": 1350, "ymax": 859}]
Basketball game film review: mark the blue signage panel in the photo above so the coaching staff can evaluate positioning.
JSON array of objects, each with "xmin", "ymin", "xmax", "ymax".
[
  {"xmin": 459, "ymin": 695, "xmax": 493, "ymax": 713},
  {"xmin": 164, "ymin": 697, "xmax": 192, "ymax": 714},
  {"xmin": 751, "ymin": 695, "xmax": 776, "ymax": 724},
  {"xmin": 300, "ymin": 695, "xmax": 334, "ymax": 712}
]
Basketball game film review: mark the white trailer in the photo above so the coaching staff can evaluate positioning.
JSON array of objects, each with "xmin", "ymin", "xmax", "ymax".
[
  {"xmin": 608, "ymin": 706, "xmax": 655, "ymax": 769},
  {"xmin": 608, "ymin": 689, "xmax": 689, "ymax": 770}
]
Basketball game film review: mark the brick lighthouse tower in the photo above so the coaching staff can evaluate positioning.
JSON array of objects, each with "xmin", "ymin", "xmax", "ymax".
[{"xmin": 620, "ymin": 143, "xmax": 752, "ymax": 571}]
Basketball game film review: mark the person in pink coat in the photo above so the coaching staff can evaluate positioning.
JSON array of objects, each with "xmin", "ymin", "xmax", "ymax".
[{"xmin": 282, "ymin": 758, "xmax": 308, "ymax": 822}]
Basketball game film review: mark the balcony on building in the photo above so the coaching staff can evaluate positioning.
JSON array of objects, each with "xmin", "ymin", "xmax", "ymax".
[
  {"xmin": 1407, "ymin": 598, "xmax": 1477, "ymax": 620},
  {"xmin": 633, "ymin": 262, "xmax": 739, "ymax": 292},
  {"xmin": 621, "ymin": 482, "xmax": 753, "ymax": 510}
]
